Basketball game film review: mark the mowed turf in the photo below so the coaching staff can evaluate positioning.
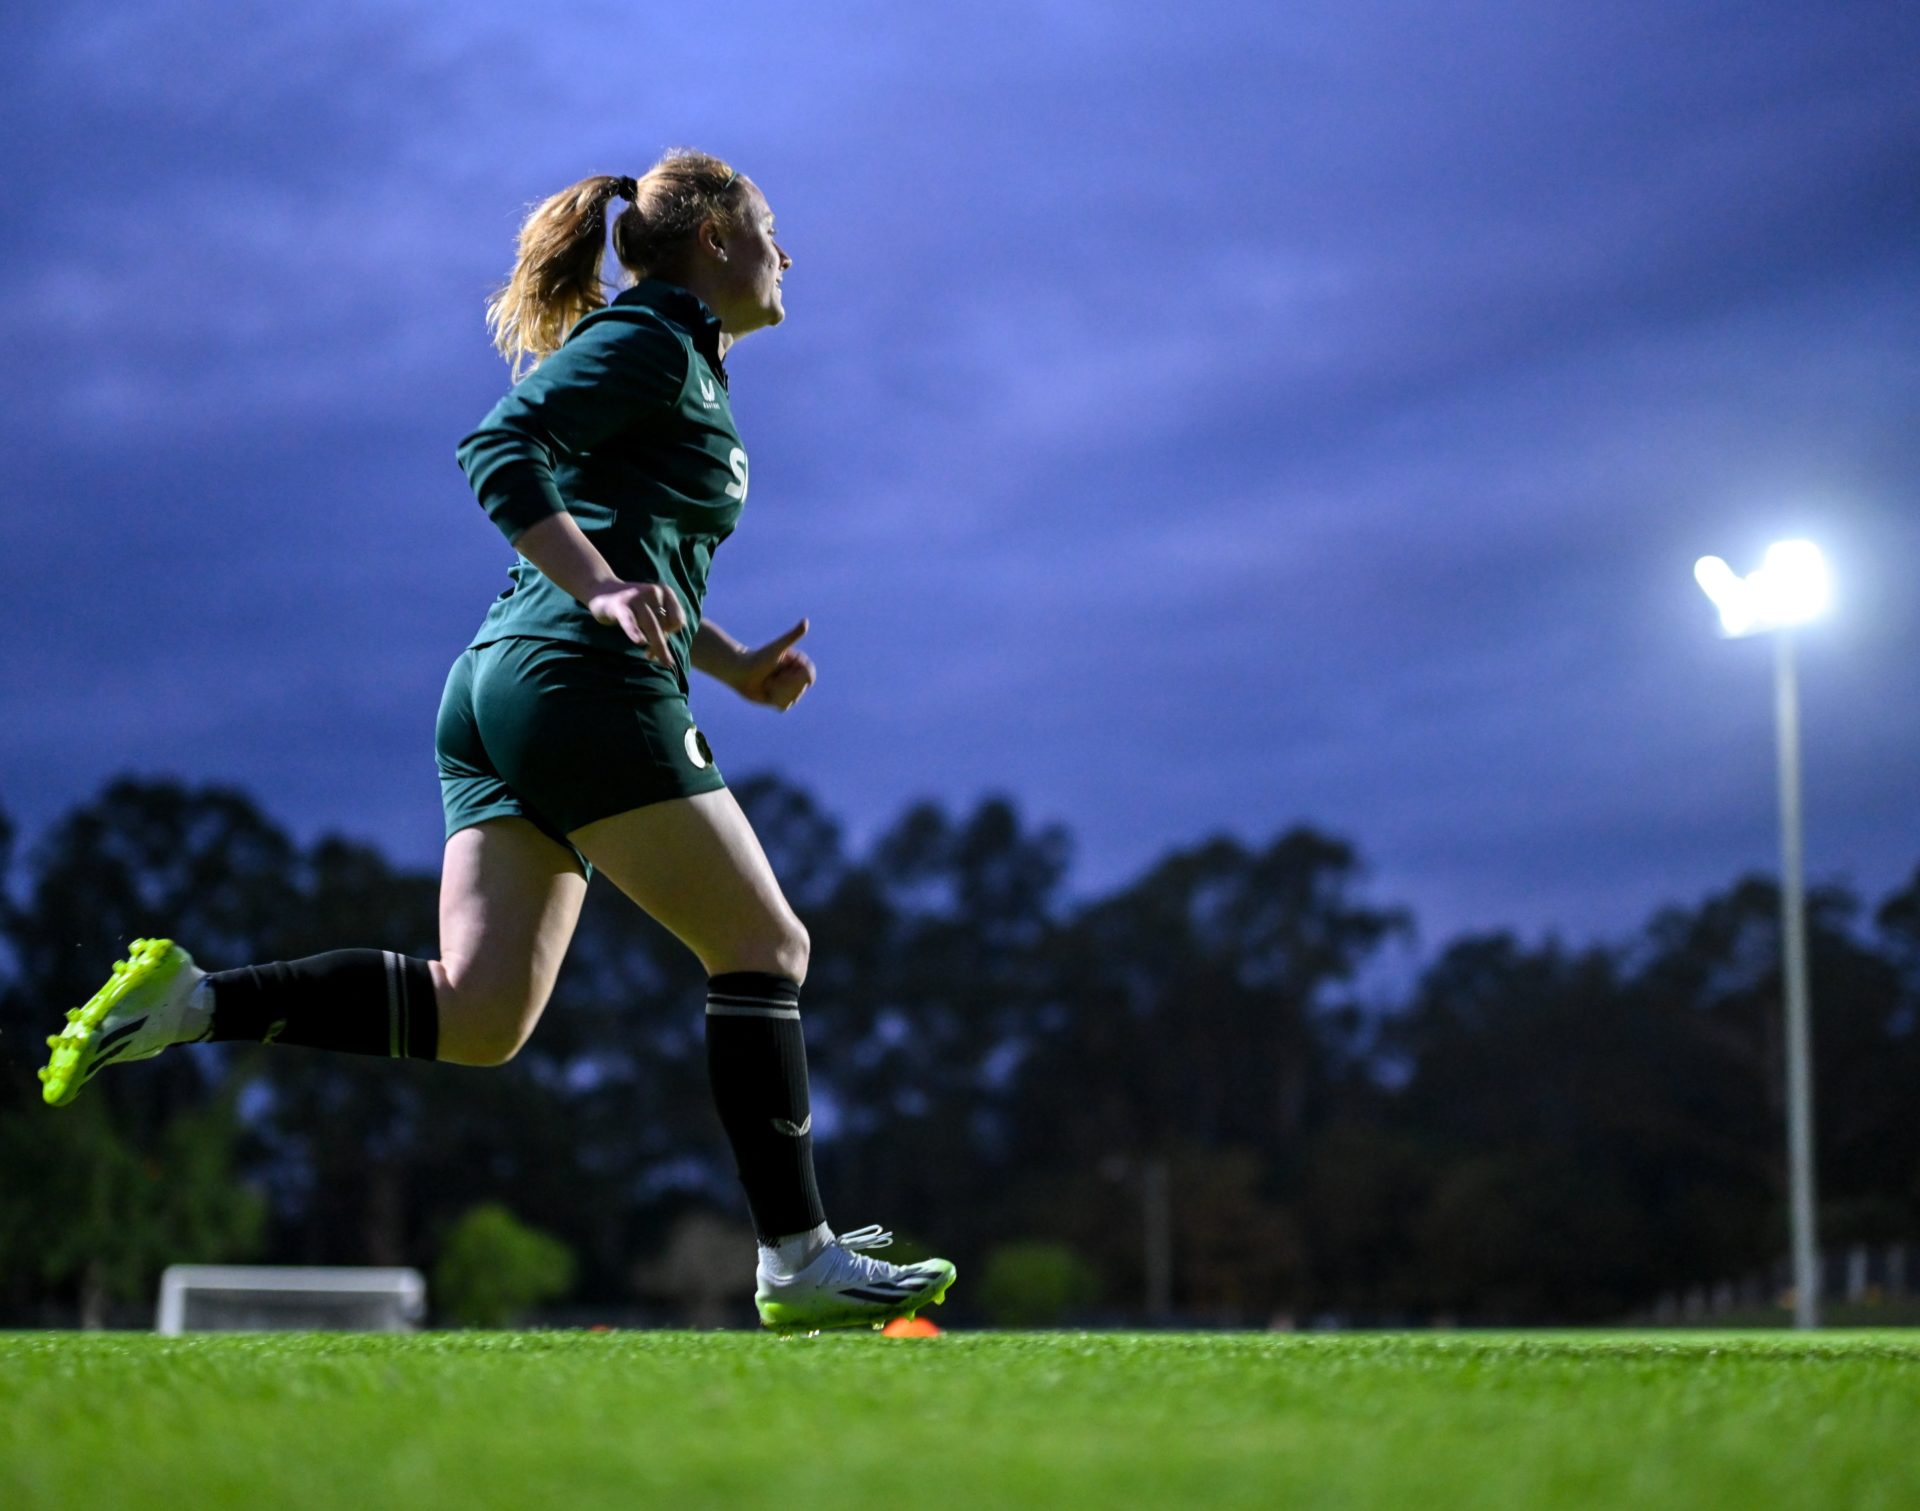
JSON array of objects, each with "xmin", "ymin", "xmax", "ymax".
[{"xmin": 4, "ymin": 1330, "xmax": 1918, "ymax": 1509}]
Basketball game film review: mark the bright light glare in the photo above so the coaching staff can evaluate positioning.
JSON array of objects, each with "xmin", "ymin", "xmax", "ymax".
[
  {"xmin": 1693, "ymin": 539, "xmax": 1831, "ymax": 637},
  {"xmin": 1694, "ymin": 556, "xmax": 1752, "ymax": 635}
]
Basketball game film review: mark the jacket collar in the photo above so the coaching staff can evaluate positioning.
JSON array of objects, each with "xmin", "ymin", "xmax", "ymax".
[{"xmin": 616, "ymin": 279, "xmax": 727, "ymax": 384}]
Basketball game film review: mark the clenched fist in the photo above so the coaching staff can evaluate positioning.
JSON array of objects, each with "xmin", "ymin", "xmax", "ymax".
[{"xmin": 732, "ymin": 618, "xmax": 817, "ymax": 711}]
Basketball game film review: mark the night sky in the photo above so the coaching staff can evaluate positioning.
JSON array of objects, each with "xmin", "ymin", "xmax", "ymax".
[{"xmin": 5, "ymin": 1, "xmax": 1916, "ymax": 950}]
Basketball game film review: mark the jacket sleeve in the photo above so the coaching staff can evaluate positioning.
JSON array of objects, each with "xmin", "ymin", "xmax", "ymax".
[{"xmin": 456, "ymin": 308, "xmax": 687, "ymax": 544}]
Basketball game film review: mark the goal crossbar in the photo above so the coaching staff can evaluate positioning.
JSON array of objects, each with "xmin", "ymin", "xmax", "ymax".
[{"xmin": 156, "ymin": 1265, "xmax": 427, "ymax": 1334}]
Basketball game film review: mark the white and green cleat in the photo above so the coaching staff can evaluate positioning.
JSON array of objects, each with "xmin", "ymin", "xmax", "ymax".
[
  {"xmin": 39, "ymin": 938, "xmax": 210, "ymax": 1108},
  {"xmin": 755, "ymin": 1225, "xmax": 957, "ymax": 1334}
]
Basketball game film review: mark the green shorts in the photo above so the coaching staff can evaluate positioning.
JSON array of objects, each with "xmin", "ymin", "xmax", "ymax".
[{"xmin": 435, "ymin": 635, "xmax": 728, "ymax": 879}]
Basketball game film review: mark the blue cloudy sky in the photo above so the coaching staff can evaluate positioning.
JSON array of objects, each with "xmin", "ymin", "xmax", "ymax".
[{"xmin": 3, "ymin": 0, "xmax": 1916, "ymax": 948}]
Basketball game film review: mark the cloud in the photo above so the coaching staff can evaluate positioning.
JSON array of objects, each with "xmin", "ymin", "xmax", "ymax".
[{"xmin": 3, "ymin": 0, "xmax": 1916, "ymax": 947}]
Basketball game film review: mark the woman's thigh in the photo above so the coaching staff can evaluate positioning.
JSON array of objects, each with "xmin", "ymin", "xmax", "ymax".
[
  {"xmin": 436, "ymin": 816, "xmax": 590, "ymax": 1065},
  {"xmin": 567, "ymin": 789, "xmax": 809, "ymax": 982}
]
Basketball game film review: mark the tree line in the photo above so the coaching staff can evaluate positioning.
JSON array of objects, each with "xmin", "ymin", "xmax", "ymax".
[{"xmin": 1, "ymin": 775, "xmax": 1915, "ymax": 1327}]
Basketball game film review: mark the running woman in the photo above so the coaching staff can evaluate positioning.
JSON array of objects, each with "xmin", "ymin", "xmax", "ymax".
[{"xmin": 38, "ymin": 149, "xmax": 954, "ymax": 1334}]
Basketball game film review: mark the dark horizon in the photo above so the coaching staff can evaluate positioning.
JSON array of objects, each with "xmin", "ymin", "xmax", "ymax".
[{"xmin": 6, "ymin": 768, "xmax": 1916, "ymax": 983}]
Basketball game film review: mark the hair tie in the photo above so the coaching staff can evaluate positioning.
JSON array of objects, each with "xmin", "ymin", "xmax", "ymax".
[{"xmin": 616, "ymin": 175, "xmax": 639, "ymax": 202}]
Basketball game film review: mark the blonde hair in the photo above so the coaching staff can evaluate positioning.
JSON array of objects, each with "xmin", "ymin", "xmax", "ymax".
[{"xmin": 485, "ymin": 149, "xmax": 746, "ymax": 376}]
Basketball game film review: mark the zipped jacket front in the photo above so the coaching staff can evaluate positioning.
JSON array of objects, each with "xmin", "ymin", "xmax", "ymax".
[{"xmin": 456, "ymin": 279, "xmax": 749, "ymax": 685}]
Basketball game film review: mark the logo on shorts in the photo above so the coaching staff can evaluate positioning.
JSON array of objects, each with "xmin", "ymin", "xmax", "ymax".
[{"xmin": 684, "ymin": 725, "xmax": 714, "ymax": 769}]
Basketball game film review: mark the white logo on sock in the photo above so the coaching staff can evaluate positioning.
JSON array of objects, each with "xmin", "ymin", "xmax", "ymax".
[{"xmin": 772, "ymin": 1114, "xmax": 812, "ymax": 1137}]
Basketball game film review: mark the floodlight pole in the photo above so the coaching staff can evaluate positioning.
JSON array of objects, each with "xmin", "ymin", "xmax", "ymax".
[
  {"xmin": 1143, "ymin": 1156, "xmax": 1173, "ymax": 1320},
  {"xmin": 1772, "ymin": 629, "xmax": 1820, "ymax": 1329}
]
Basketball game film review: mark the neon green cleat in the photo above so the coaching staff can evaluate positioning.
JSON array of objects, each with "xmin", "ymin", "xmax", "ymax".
[
  {"xmin": 39, "ymin": 938, "xmax": 210, "ymax": 1108},
  {"xmin": 755, "ymin": 1225, "xmax": 957, "ymax": 1334}
]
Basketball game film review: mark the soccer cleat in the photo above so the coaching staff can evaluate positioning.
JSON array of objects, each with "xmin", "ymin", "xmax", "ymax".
[
  {"xmin": 755, "ymin": 1224, "xmax": 957, "ymax": 1334},
  {"xmin": 39, "ymin": 938, "xmax": 210, "ymax": 1108}
]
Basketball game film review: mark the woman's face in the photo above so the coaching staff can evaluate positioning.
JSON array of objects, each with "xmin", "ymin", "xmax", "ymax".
[{"xmin": 708, "ymin": 181, "xmax": 791, "ymax": 336}]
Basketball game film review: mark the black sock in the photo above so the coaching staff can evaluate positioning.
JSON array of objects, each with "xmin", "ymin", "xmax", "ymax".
[
  {"xmin": 705, "ymin": 972, "xmax": 826, "ymax": 1241},
  {"xmin": 206, "ymin": 950, "xmax": 438, "ymax": 1059}
]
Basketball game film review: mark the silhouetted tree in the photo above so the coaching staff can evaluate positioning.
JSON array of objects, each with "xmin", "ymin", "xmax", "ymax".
[
  {"xmin": 0, "ymin": 780, "xmax": 284, "ymax": 1320},
  {"xmin": 5, "ymin": 775, "xmax": 1919, "ymax": 1327},
  {"xmin": 999, "ymin": 828, "xmax": 1407, "ymax": 1313}
]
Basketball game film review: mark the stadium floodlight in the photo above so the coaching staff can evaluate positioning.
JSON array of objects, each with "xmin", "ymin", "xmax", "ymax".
[
  {"xmin": 1693, "ymin": 538, "xmax": 1830, "ymax": 1329},
  {"xmin": 1694, "ymin": 539, "xmax": 1832, "ymax": 638}
]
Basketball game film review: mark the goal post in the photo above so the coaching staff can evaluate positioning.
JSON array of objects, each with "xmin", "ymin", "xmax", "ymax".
[{"xmin": 155, "ymin": 1265, "xmax": 427, "ymax": 1334}]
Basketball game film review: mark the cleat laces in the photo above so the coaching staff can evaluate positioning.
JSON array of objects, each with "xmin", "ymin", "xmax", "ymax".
[{"xmin": 819, "ymin": 1226, "xmax": 935, "ymax": 1294}]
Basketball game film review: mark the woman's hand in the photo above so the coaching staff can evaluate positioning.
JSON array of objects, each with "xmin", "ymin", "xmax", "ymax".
[
  {"xmin": 586, "ymin": 581, "xmax": 686, "ymax": 667},
  {"xmin": 732, "ymin": 619, "xmax": 817, "ymax": 711}
]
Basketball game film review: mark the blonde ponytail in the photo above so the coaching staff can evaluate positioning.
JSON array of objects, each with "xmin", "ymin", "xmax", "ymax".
[
  {"xmin": 484, "ymin": 150, "xmax": 746, "ymax": 376},
  {"xmin": 486, "ymin": 174, "xmax": 629, "ymax": 378}
]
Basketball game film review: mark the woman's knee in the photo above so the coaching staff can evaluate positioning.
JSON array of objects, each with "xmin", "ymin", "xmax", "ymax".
[
  {"xmin": 712, "ymin": 914, "xmax": 810, "ymax": 984},
  {"xmin": 456, "ymin": 1021, "xmax": 533, "ymax": 1067},
  {"xmin": 432, "ymin": 959, "xmax": 549, "ymax": 1067},
  {"xmin": 773, "ymin": 917, "xmax": 810, "ymax": 985}
]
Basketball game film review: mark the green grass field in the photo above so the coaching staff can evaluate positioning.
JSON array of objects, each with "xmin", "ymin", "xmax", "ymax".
[{"xmin": 4, "ymin": 1330, "xmax": 1917, "ymax": 1509}]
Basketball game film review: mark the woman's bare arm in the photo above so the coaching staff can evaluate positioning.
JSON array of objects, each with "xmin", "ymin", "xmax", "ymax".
[
  {"xmin": 511, "ymin": 511, "xmax": 684, "ymax": 667},
  {"xmin": 510, "ymin": 514, "xmax": 808, "ymax": 706},
  {"xmin": 692, "ymin": 620, "xmax": 751, "ymax": 689}
]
